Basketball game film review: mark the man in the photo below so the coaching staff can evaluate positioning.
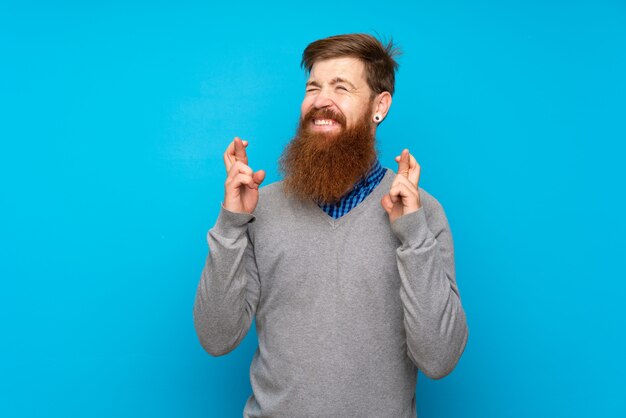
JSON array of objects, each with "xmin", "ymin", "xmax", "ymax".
[{"xmin": 193, "ymin": 33, "xmax": 468, "ymax": 417}]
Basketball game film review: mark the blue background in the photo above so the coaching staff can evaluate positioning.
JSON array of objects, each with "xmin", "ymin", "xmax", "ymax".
[{"xmin": 1, "ymin": 1, "xmax": 625, "ymax": 417}]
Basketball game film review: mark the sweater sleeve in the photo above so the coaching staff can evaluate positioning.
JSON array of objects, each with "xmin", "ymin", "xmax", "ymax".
[
  {"xmin": 193, "ymin": 205, "xmax": 261, "ymax": 357},
  {"xmin": 390, "ymin": 201, "xmax": 469, "ymax": 379}
]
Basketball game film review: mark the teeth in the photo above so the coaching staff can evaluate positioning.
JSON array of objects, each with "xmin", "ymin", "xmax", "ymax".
[{"xmin": 314, "ymin": 119, "xmax": 335, "ymax": 126}]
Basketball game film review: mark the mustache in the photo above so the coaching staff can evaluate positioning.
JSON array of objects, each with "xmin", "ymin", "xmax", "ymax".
[{"xmin": 302, "ymin": 108, "xmax": 347, "ymax": 126}]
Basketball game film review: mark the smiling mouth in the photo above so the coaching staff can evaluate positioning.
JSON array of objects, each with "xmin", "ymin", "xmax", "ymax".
[{"xmin": 312, "ymin": 118, "xmax": 338, "ymax": 126}]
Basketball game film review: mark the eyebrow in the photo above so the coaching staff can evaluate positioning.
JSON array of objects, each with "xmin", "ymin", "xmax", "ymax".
[
  {"xmin": 330, "ymin": 77, "xmax": 357, "ymax": 90},
  {"xmin": 306, "ymin": 77, "xmax": 357, "ymax": 90}
]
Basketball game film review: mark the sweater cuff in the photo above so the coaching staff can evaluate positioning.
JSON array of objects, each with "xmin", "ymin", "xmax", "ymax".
[
  {"xmin": 211, "ymin": 205, "xmax": 256, "ymax": 239},
  {"xmin": 390, "ymin": 207, "xmax": 432, "ymax": 247}
]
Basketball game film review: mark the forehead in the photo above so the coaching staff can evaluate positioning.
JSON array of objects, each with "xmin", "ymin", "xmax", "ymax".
[{"xmin": 308, "ymin": 57, "xmax": 367, "ymax": 85}]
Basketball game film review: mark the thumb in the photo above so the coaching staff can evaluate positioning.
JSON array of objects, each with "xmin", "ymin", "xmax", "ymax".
[
  {"xmin": 253, "ymin": 169, "xmax": 266, "ymax": 186},
  {"xmin": 381, "ymin": 195, "xmax": 393, "ymax": 215}
]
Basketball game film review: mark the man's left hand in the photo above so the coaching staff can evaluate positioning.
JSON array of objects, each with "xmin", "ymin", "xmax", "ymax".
[{"xmin": 381, "ymin": 149, "xmax": 422, "ymax": 223}]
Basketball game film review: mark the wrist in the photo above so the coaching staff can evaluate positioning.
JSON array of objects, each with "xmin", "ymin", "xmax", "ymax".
[
  {"xmin": 222, "ymin": 193, "xmax": 247, "ymax": 214},
  {"xmin": 212, "ymin": 204, "xmax": 255, "ymax": 239}
]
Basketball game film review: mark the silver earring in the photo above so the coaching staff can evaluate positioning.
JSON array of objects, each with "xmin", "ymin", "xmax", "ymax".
[{"xmin": 374, "ymin": 114, "xmax": 382, "ymax": 122}]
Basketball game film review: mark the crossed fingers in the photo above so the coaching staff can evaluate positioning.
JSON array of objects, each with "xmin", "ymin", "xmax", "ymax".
[
  {"xmin": 389, "ymin": 173, "xmax": 419, "ymax": 204},
  {"xmin": 225, "ymin": 160, "xmax": 260, "ymax": 190},
  {"xmin": 394, "ymin": 148, "xmax": 420, "ymax": 189},
  {"xmin": 223, "ymin": 136, "xmax": 249, "ymax": 173},
  {"xmin": 223, "ymin": 137, "xmax": 265, "ymax": 190}
]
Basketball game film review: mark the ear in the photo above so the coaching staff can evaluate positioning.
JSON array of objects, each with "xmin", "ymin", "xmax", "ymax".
[{"xmin": 372, "ymin": 91, "xmax": 392, "ymax": 123}]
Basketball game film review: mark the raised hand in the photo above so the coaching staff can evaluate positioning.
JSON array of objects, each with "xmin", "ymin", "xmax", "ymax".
[
  {"xmin": 223, "ymin": 137, "xmax": 266, "ymax": 214},
  {"xmin": 381, "ymin": 148, "xmax": 421, "ymax": 223}
]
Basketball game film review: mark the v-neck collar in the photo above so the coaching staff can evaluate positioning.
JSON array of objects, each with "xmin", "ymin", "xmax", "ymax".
[
  {"xmin": 318, "ymin": 159, "xmax": 385, "ymax": 219},
  {"xmin": 307, "ymin": 169, "xmax": 394, "ymax": 229}
]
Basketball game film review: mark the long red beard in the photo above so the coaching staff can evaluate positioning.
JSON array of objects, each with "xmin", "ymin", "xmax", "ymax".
[{"xmin": 279, "ymin": 108, "xmax": 377, "ymax": 204}]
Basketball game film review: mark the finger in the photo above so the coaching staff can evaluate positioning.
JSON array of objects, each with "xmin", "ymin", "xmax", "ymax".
[
  {"xmin": 391, "ymin": 171, "xmax": 419, "ymax": 193},
  {"xmin": 380, "ymin": 195, "xmax": 393, "ymax": 215},
  {"xmin": 227, "ymin": 160, "xmax": 253, "ymax": 178},
  {"xmin": 389, "ymin": 182, "xmax": 418, "ymax": 203},
  {"xmin": 223, "ymin": 137, "xmax": 241, "ymax": 172},
  {"xmin": 389, "ymin": 187, "xmax": 401, "ymax": 204},
  {"xmin": 223, "ymin": 142, "xmax": 234, "ymax": 172},
  {"xmin": 397, "ymin": 149, "xmax": 410, "ymax": 178},
  {"xmin": 253, "ymin": 169, "xmax": 266, "ymax": 185},
  {"xmin": 407, "ymin": 153, "xmax": 421, "ymax": 188},
  {"xmin": 223, "ymin": 137, "xmax": 250, "ymax": 171},
  {"xmin": 226, "ymin": 138, "xmax": 248, "ymax": 152},
  {"xmin": 390, "ymin": 183, "xmax": 421, "ymax": 212},
  {"xmin": 227, "ymin": 172, "xmax": 257, "ymax": 190},
  {"xmin": 234, "ymin": 137, "xmax": 248, "ymax": 165}
]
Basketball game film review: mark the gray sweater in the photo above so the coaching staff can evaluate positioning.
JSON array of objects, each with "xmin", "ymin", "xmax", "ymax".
[{"xmin": 193, "ymin": 169, "xmax": 468, "ymax": 417}]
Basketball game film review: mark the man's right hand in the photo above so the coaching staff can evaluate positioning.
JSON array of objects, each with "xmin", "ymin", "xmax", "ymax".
[{"xmin": 223, "ymin": 137, "xmax": 266, "ymax": 214}]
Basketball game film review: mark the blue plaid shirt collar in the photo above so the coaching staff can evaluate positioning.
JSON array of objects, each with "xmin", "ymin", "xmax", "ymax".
[{"xmin": 318, "ymin": 159, "xmax": 386, "ymax": 219}]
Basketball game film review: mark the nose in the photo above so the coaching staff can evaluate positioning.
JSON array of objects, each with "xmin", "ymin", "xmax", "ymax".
[{"xmin": 312, "ymin": 89, "xmax": 333, "ymax": 109}]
